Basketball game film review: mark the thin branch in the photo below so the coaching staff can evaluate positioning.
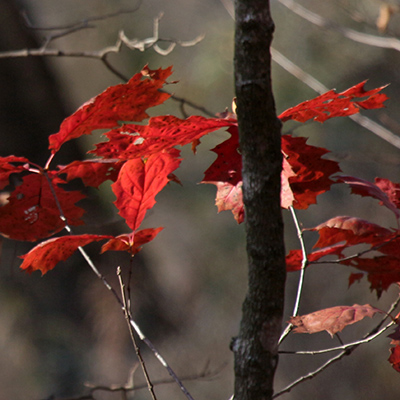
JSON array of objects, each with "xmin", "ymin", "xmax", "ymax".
[
  {"xmin": 278, "ymin": 0, "xmax": 400, "ymax": 51},
  {"xmin": 117, "ymin": 267, "xmax": 158, "ymax": 400},
  {"xmin": 279, "ymin": 207, "xmax": 308, "ymax": 344},
  {"xmin": 43, "ymin": 174, "xmax": 196, "ymax": 400},
  {"xmin": 274, "ymin": 293, "xmax": 400, "ymax": 398}
]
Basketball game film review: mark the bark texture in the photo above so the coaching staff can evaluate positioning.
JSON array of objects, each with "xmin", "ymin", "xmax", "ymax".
[{"xmin": 233, "ymin": 1, "xmax": 286, "ymax": 399}]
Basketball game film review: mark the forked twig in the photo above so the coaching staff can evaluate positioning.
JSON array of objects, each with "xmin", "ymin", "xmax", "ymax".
[
  {"xmin": 117, "ymin": 267, "xmax": 158, "ymax": 400},
  {"xmin": 43, "ymin": 172, "xmax": 196, "ymax": 400},
  {"xmin": 274, "ymin": 293, "xmax": 400, "ymax": 398}
]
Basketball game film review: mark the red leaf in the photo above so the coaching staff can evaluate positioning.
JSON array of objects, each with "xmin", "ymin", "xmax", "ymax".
[
  {"xmin": 278, "ymin": 81, "xmax": 388, "ymax": 123},
  {"xmin": 0, "ymin": 156, "xmax": 30, "ymax": 190},
  {"xmin": 58, "ymin": 159, "xmax": 124, "ymax": 188},
  {"xmin": 202, "ymin": 125, "xmax": 242, "ymax": 185},
  {"xmin": 338, "ymin": 175, "xmax": 400, "ymax": 219},
  {"xmin": 91, "ymin": 116, "xmax": 236, "ymax": 159},
  {"xmin": 310, "ymin": 216, "xmax": 392, "ymax": 248},
  {"xmin": 20, "ymin": 234, "xmax": 112, "ymax": 274},
  {"xmin": 289, "ymin": 304, "xmax": 383, "ymax": 337},
  {"xmin": 281, "ymin": 135, "xmax": 341, "ymax": 209},
  {"xmin": 389, "ymin": 345, "xmax": 400, "ymax": 373},
  {"xmin": 205, "ymin": 181, "xmax": 244, "ymax": 224},
  {"xmin": 101, "ymin": 227, "xmax": 163, "ymax": 256},
  {"xmin": 286, "ymin": 244, "xmax": 347, "ymax": 272},
  {"xmin": 112, "ymin": 150, "xmax": 181, "ymax": 230},
  {"xmin": 0, "ymin": 172, "xmax": 85, "ymax": 241},
  {"xmin": 343, "ymin": 255, "xmax": 400, "ymax": 297},
  {"xmin": 48, "ymin": 66, "xmax": 172, "ymax": 153}
]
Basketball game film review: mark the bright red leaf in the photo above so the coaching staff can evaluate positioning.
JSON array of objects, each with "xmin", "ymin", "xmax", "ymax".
[
  {"xmin": 58, "ymin": 159, "xmax": 124, "ymax": 188},
  {"xmin": 101, "ymin": 227, "xmax": 163, "ymax": 256},
  {"xmin": 0, "ymin": 172, "xmax": 85, "ymax": 241},
  {"xmin": 112, "ymin": 149, "xmax": 181, "ymax": 230},
  {"xmin": 289, "ymin": 304, "xmax": 383, "ymax": 337},
  {"xmin": 20, "ymin": 234, "xmax": 113, "ymax": 274},
  {"xmin": 48, "ymin": 66, "xmax": 172, "ymax": 154},
  {"xmin": 278, "ymin": 81, "xmax": 388, "ymax": 123},
  {"xmin": 91, "ymin": 116, "xmax": 236, "ymax": 160}
]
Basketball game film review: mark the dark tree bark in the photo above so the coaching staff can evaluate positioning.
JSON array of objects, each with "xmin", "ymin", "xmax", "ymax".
[{"xmin": 232, "ymin": 1, "xmax": 286, "ymax": 400}]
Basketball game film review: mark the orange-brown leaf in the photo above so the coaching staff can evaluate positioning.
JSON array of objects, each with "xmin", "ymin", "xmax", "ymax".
[{"xmin": 289, "ymin": 304, "xmax": 383, "ymax": 337}]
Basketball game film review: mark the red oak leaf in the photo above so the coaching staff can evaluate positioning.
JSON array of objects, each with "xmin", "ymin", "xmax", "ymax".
[
  {"xmin": 20, "ymin": 234, "xmax": 113, "ymax": 274},
  {"xmin": 101, "ymin": 227, "xmax": 163, "ymax": 256},
  {"xmin": 0, "ymin": 155, "xmax": 31, "ymax": 190},
  {"xmin": 289, "ymin": 304, "xmax": 383, "ymax": 337},
  {"xmin": 58, "ymin": 159, "xmax": 124, "ymax": 188},
  {"xmin": 389, "ymin": 345, "xmax": 400, "ymax": 373},
  {"xmin": 91, "ymin": 116, "xmax": 236, "ymax": 159},
  {"xmin": 310, "ymin": 216, "xmax": 393, "ymax": 248},
  {"xmin": 0, "ymin": 172, "xmax": 85, "ymax": 241},
  {"xmin": 202, "ymin": 125, "xmax": 242, "ymax": 185},
  {"xmin": 112, "ymin": 149, "xmax": 181, "ymax": 230},
  {"xmin": 286, "ymin": 243, "xmax": 347, "ymax": 272},
  {"xmin": 278, "ymin": 81, "xmax": 388, "ymax": 123},
  {"xmin": 48, "ymin": 66, "xmax": 172, "ymax": 153},
  {"xmin": 338, "ymin": 175, "xmax": 400, "ymax": 219},
  {"xmin": 281, "ymin": 135, "xmax": 341, "ymax": 209},
  {"xmin": 205, "ymin": 181, "xmax": 244, "ymax": 224},
  {"xmin": 343, "ymin": 255, "xmax": 400, "ymax": 297}
]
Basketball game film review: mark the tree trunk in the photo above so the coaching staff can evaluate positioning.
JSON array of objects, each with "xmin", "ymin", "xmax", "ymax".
[{"xmin": 232, "ymin": 1, "xmax": 286, "ymax": 399}]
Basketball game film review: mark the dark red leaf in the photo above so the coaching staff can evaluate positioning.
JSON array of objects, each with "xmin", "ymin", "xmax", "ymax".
[
  {"xmin": 389, "ymin": 345, "xmax": 400, "ymax": 373},
  {"xmin": 338, "ymin": 175, "xmax": 400, "ymax": 219},
  {"xmin": 0, "ymin": 172, "xmax": 85, "ymax": 241},
  {"xmin": 0, "ymin": 155, "xmax": 31, "ymax": 190}
]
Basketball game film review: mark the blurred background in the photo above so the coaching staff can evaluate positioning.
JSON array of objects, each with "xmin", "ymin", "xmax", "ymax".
[{"xmin": 0, "ymin": 0, "xmax": 400, "ymax": 399}]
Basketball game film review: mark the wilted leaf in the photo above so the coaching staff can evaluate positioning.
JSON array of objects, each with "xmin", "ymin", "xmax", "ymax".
[
  {"xmin": 338, "ymin": 175, "xmax": 400, "ymax": 219},
  {"xmin": 289, "ymin": 304, "xmax": 383, "ymax": 337}
]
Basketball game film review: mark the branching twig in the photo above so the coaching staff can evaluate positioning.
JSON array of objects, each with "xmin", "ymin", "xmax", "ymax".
[
  {"xmin": 117, "ymin": 267, "xmax": 158, "ymax": 400},
  {"xmin": 274, "ymin": 293, "xmax": 400, "ymax": 398},
  {"xmin": 42, "ymin": 173, "xmax": 196, "ymax": 400},
  {"xmin": 279, "ymin": 207, "xmax": 308, "ymax": 344}
]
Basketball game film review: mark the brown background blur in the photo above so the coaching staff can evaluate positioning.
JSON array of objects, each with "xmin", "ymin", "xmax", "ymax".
[{"xmin": 1, "ymin": 0, "xmax": 400, "ymax": 399}]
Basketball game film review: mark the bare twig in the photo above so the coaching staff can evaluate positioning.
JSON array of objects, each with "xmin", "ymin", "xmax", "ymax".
[
  {"xmin": 278, "ymin": 0, "xmax": 400, "ymax": 51},
  {"xmin": 279, "ymin": 207, "xmax": 308, "ymax": 344},
  {"xmin": 274, "ymin": 293, "xmax": 400, "ymax": 398},
  {"xmin": 117, "ymin": 267, "xmax": 158, "ymax": 400},
  {"xmin": 42, "ymin": 174, "xmax": 196, "ymax": 400}
]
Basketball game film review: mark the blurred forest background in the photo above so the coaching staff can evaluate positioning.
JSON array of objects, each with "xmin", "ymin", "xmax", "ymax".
[{"xmin": 1, "ymin": 0, "xmax": 400, "ymax": 399}]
